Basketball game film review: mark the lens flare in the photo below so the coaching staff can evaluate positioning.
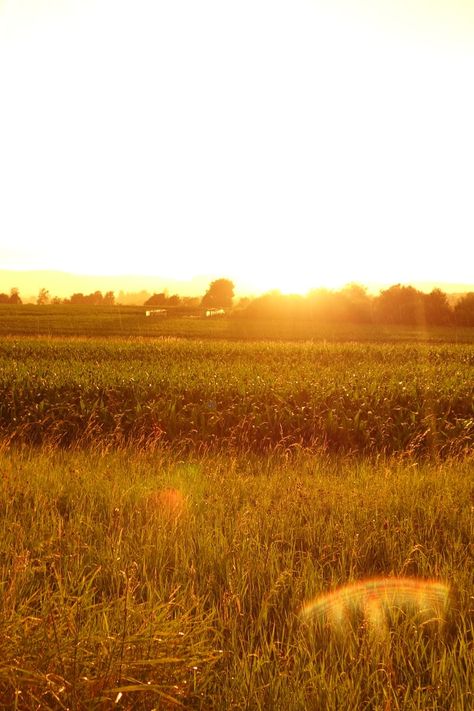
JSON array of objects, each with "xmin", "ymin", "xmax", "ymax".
[
  {"xmin": 145, "ymin": 488, "xmax": 186, "ymax": 522},
  {"xmin": 301, "ymin": 577, "xmax": 450, "ymax": 633}
]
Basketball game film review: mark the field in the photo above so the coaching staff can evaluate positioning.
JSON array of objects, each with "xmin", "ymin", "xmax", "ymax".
[
  {"xmin": 0, "ymin": 320, "xmax": 472, "ymax": 709},
  {"xmin": 1, "ymin": 304, "xmax": 474, "ymax": 342},
  {"xmin": 0, "ymin": 337, "xmax": 472, "ymax": 456}
]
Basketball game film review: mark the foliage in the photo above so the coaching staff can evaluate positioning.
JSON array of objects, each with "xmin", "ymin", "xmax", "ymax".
[
  {"xmin": 454, "ymin": 292, "xmax": 474, "ymax": 326},
  {"xmin": 0, "ymin": 338, "xmax": 472, "ymax": 456},
  {"xmin": 0, "ymin": 331, "xmax": 472, "ymax": 708},
  {"xmin": 36, "ymin": 288, "xmax": 50, "ymax": 306},
  {"xmin": 1, "ymin": 280, "xmax": 473, "ymax": 327},
  {"xmin": 202, "ymin": 279, "xmax": 235, "ymax": 308},
  {"xmin": 241, "ymin": 285, "xmax": 462, "ymax": 326},
  {"xmin": 0, "ymin": 288, "xmax": 23, "ymax": 304},
  {"xmin": 0, "ymin": 449, "xmax": 471, "ymax": 709},
  {"xmin": 375, "ymin": 284, "xmax": 425, "ymax": 325},
  {"xmin": 424, "ymin": 288, "xmax": 452, "ymax": 325},
  {"xmin": 144, "ymin": 292, "xmax": 182, "ymax": 307},
  {"xmin": 67, "ymin": 290, "xmax": 115, "ymax": 305}
]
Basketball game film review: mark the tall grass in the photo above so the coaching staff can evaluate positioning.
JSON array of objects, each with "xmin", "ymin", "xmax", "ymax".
[
  {"xmin": 0, "ymin": 334, "xmax": 471, "ymax": 707},
  {"xmin": 0, "ymin": 448, "xmax": 472, "ymax": 709}
]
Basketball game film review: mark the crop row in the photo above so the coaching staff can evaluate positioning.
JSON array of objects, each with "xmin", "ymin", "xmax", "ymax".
[
  {"xmin": 2, "ymin": 305, "xmax": 474, "ymax": 342},
  {"xmin": 0, "ymin": 339, "xmax": 472, "ymax": 455}
]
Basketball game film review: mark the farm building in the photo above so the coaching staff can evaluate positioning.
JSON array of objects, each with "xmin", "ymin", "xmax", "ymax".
[
  {"xmin": 145, "ymin": 309, "xmax": 167, "ymax": 317},
  {"xmin": 205, "ymin": 308, "xmax": 225, "ymax": 317}
]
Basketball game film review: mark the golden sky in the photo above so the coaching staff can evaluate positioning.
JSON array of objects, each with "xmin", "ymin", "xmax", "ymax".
[{"xmin": 0, "ymin": 0, "xmax": 473, "ymax": 294}]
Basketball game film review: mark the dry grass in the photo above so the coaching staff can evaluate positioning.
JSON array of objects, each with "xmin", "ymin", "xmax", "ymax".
[{"xmin": 0, "ymin": 447, "xmax": 472, "ymax": 709}]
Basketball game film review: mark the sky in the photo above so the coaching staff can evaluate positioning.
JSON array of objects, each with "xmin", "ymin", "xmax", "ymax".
[{"xmin": 1, "ymin": 0, "xmax": 473, "ymax": 295}]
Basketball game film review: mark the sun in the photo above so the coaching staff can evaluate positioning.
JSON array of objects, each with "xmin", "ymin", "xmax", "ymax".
[
  {"xmin": 239, "ymin": 262, "xmax": 348, "ymax": 297},
  {"xmin": 276, "ymin": 277, "xmax": 316, "ymax": 296}
]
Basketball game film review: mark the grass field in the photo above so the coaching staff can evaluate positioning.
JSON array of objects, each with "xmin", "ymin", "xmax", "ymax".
[
  {"xmin": 0, "ymin": 322, "xmax": 472, "ymax": 709},
  {"xmin": 0, "ymin": 449, "xmax": 472, "ymax": 710},
  {"xmin": 1, "ymin": 304, "xmax": 474, "ymax": 342}
]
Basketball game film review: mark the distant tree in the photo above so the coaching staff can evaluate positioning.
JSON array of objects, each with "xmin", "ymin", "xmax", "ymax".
[
  {"xmin": 182, "ymin": 296, "xmax": 200, "ymax": 307},
  {"xmin": 144, "ymin": 292, "xmax": 182, "ymax": 307},
  {"xmin": 70, "ymin": 291, "xmax": 105, "ymax": 305},
  {"xmin": 51, "ymin": 296, "xmax": 62, "ymax": 305},
  {"xmin": 307, "ymin": 288, "xmax": 346, "ymax": 322},
  {"xmin": 236, "ymin": 296, "xmax": 251, "ymax": 309},
  {"xmin": 454, "ymin": 292, "xmax": 474, "ymax": 326},
  {"xmin": 89, "ymin": 291, "xmax": 104, "ymax": 305},
  {"xmin": 103, "ymin": 291, "xmax": 115, "ymax": 305},
  {"xmin": 307, "ymin": 285, "xmax": 370, "ymax": 323},
  {"xmin": 240, "ymin": 291, "xmax": 278, "ymax": 318},
  {"xmin": 0, "ymin": 293, "xmax": 10, "ymax": 304},
  {"xmin": 37, "ymin": 288, "xmax": 50, "ymax": 305},
  {"xmin": 9, "ymin": 288, "xmax": 22, "ymax": 305},
  {"xmin": 202, "ymin": 279, "xmax": 235, "ymax": 308},
  {"xmin": 340, "ymin": 283, "xmax": 373, "ymax": 323},
  {"xmin": 242, "ymin": 291, "xmax": 306, "ymax": 319},
  {"xmin": 423, "ymin": 288, "xmax": 452, "ymax": 325},
  {"xmin": 375, "ymin": 284, "xmax": 424, "ymax": 325},
  {"xmin": 144, "ymin": 293, "xmax": 167, "ymax": 307}
]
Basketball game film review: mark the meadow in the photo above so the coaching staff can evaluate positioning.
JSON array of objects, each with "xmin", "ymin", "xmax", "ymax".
[
  {"xmin": 0, "ymin": 327, "xmax": 472, "ymax": 709},
  {"xmin": 0, "ymin": 450, "xmax": 472, "ymax": 710}
]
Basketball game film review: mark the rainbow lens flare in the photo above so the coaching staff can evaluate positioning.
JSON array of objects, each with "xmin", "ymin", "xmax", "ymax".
[{"xmin": 301, "ymin": 577, "xmax": 450, "ymax": 633}]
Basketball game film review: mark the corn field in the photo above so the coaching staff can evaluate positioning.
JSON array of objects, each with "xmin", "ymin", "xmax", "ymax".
[{"xmin": 0, "ymin": 338, "xmax": 472, "ymax": 456}]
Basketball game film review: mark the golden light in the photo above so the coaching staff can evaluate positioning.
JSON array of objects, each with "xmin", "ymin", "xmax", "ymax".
[{"xmin": 1, "ymin": 0, "xmax": 473, "ymax": 289}]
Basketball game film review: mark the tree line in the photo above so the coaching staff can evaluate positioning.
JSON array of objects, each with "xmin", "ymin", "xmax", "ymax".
[
  {"xmin": 0, "ymin": 279, "xmax": 235, "ymax": 310},
  {"xmin": 239, "ymin": 284, "xmax": 474, "ymax": 326},
  {"xmin": 0, "ymin": 288, "xmax": 115, "ymax": 306},
  {"xmin": 1, "ymin": 280, "xmax": 474, "ymax": 326}
]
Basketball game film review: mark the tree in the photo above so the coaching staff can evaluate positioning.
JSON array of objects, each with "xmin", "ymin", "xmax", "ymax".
[
  {"xmin": 454, "ymin": 292, "xmax": 474, "ymax": 326},
  {"xmin": 236, "ymin": 296, "xmax": 251, "ymax": 309},
  {"xmin": 89, "ymin": 291, "xmax": 104, "ymax": 305},
  {"xmin": 144, "ymin": 293, "xmax": 167, "ymax": 307},
  {"xmin": 182, "ymin": 296, "xmax": 200, "ymax": 307},
  {"xmin": 201, "ymin": 279, "xmax": 235, "ymax": 308},
  {"xmin": 423, "ymin": 288, "xmax": 452, "ymax": 325},
  {"xmin": 9, "ymin": 288, "xmax": 22, "ymax": 305},
  {"xmin": 70, "ymin": 291, "xmax": 105, "ymax": 305},
  {"xmin": 340, "ymin": 283, "xmax": 373, "ymax": 323},
  {"xmin": 307, "ymin": 288, "xmax": 345, "ymax": 322},
  {"xmin": 375, "ymin": 284, "xmax": 424, "ymax": 325},
  {"xmin": 37, "ymin": 288, "xmax": 50, "ymax": 305},
  {"xmin": 241, "ymin": 291, "xmax": 306, "ymax": 319},
  {"xmin": 103, "ymin": 291, "xmax": 115, "ymax": 305}
]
